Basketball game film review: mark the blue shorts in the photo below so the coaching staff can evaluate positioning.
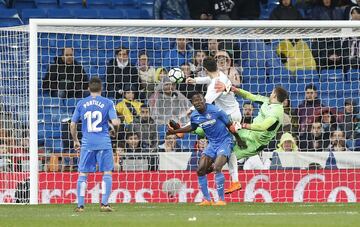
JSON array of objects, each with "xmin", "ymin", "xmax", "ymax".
[
  {"xmin": 203, "ymin": 139, "xmax": 233, "ymax": 160},
  {"xmin": 78, "ymin": 149, "xmax": 114, "ymax": 173}
]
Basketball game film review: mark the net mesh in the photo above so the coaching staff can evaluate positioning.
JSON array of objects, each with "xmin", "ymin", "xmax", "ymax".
[{"xmin": 1, "ymin": 23, "xmax": 360, "ymax": 203}]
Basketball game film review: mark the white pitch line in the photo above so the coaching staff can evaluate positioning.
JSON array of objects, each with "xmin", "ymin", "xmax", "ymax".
[{"xmin": 235, "ymin": 212, "xmax": 359, "ymax": 216}]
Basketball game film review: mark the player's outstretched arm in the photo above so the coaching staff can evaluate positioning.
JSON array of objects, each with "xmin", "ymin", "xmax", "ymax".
[
  {"xmin": 167, "ymin": 124, "xmax": 193, "ymax": 136},
  {"xmin": 70, "ymin": 122, "xmax": 80, "ymax": 151},
  {"xmin": 214, "ymin": 81, "xmax": 268, "ymax": 103},
  {"xmin": 242, "ymin": 116, "xmax": 278, "ymax": 132}
]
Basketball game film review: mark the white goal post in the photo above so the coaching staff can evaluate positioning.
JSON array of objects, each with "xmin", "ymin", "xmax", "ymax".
[{"xmin": 1, "ymin": 19, "xmax": 360, "ymax": 205}]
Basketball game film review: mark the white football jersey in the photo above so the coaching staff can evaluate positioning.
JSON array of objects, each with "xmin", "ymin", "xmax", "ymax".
[{"xmin": 195, "ymin": 71, "xmax": 241, "ymax": 121}]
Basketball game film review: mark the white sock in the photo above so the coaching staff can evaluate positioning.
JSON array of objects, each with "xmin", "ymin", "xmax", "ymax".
[{"xmin": 228, "ymin": 153, "xmax": 239, "ymax": 183}]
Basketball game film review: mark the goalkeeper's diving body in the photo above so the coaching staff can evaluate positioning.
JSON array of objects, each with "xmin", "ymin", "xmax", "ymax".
[{"xmin": 214, "ymin": 81, "xmax": 287, "ymax": 160}]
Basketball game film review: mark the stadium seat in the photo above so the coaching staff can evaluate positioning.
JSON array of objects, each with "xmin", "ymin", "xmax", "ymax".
[
  {"xmin": 59, "ymin": 0, "xmax": 83, "ymax": 8},
  {"xmin": 320, "ymin": 69, "xmax": 344, "ymax": 82},
  {"xmin": 44, "ymin": 138, "xmax": 63, "ymax": 153},
  {"xmin": 36, "ymin": 0, "xmax": 58, "ymax": 8},
  {"xmin": 346, "ymin": 69, "xmax": 360, "ymax": 81},
  {"xmin": 267, "ymin": 68, "xmax": 292, "ymax": 84},
  {"xmin": 71, "ymin": 9, "xmax": 98, "ymax": 19},
  {"xmin": 0, "ymin": 9, "xmax": 23, "ymax": 27},
  {"xmin": 47, "ymin": 8, "xmax": 73, "ymax": 18},
  {"xmin": 98, "ymin": 9, "xmax": 126, "ymax": 19},
  {"xmin": 21, "ymin": 8, "xmax": 47, "ymax": 24},
  {"xmin": 137, "ymin": 0, "xmax": 154, "ymax": 17},
  {"xmin": 86, "ymin": 0, "xmax": 111, "ymax": 9},
  {"xmin": 295, "ymin": 69, "xmax": 319, "ymax": 83},
  {"xmin": 112, "ymin": 0, "xmax": 137, "ymax": 9},
  {"xmin": 13, "ymin": 0, "xmax": 36, "ymax": 10}
]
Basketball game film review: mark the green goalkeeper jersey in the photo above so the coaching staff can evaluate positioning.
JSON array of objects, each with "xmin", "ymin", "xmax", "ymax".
[{"xmin": 237, "ymin": 89, "xmax": 284, "ymax": 145}]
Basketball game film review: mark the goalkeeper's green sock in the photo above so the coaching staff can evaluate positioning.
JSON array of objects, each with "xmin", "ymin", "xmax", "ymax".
[
  {"xmin": 77, "ymin": 175, "xmax": 87, "ymax": 207},
  {"xmin": 101, "ymin": 174, "xmax": 112, "ymax": 206}
]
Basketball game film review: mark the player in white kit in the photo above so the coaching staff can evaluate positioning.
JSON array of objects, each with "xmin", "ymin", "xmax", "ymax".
[{"xmin": 186, "ymin": 56, "xmax": 242, "ymax": 194}]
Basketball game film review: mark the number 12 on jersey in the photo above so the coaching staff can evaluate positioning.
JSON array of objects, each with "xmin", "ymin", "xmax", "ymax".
[{"xmin": 84, "ymin": 111, "xmax": 102, "ymax": 132}]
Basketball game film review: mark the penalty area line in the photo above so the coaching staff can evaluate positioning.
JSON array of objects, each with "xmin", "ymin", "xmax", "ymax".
[{"xmin": 234, "ymin": 211, "xmax": 359, "ymax": 216}]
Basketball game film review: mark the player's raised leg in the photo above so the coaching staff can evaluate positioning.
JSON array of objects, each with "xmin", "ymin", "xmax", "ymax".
[{"xmin": 196, "ymin": 155, "xmax": 214, "ymax": 206}]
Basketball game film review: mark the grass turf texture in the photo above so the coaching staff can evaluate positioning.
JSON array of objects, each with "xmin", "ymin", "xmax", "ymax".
[{"xmin": 0, "ymin": 203, "xmax": 359, "ymax": 227}]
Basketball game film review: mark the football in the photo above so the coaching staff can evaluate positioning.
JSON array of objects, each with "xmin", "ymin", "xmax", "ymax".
[{"xmin": 168, "ymin": 68, "xmax": 185, "ymax": 83}]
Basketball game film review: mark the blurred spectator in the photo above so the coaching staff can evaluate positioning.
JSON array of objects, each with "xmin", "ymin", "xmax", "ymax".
[
  {"xmin": 137, "ymin": 51, "xmax": 157, "ymax": 96},
  {"xmin": 296, "ymin": 84, "xmax": 325, "ymax": 132},
  {"xmin": 106, "ymin": 47, "xmax": 140, "ymax": 100},
  {"xmin": 343, "ymin": 7, "xmax": 360, "ymax": 69},
  {"xmin": 154, "ymin": 0, "xmax": 191, "ymax": 19},
  {"xmin": 131, "ymin": 105, "xmax": 158, "ymax": 149},
  {"xmin": 328, "ymin": 130, "xmax": 349, "ymax": 151},
  {"xmin": 177, "ymin": 63, "xmax": 206, "ymax": 99},
  {"xmin": 276, "ymin": 39, "xmax": 317, "ymax": 73},
  {"xmin": 158, "ymin": 134, "xmax": 184, "ymax": 152},
  {"xmin": 312, "ymin": 37, "xmax": 349, "ymax": 71},
  {"xmin": 231, "ymin": 0, "xmax": 268, "ymax": 20},
  {"xmin": 316, "ymin": 108, "xmax": 338, "ymax": 133},
  {"xmin": 344, "ymin": 4, "xmax": 360, "ymax": 20},
  {"xmin": 209, "ymin": 0, "xmax": 236, "ymax": 19},
  {"xmin": 208, "ymin": 39, "xmax": 221, "ymax": 57},
  {"xmin": 155, "ymin": 67, "xmax": 168, "ymax": 83},
  {"xmin": 148, "ymin": 77, "xmax": 192, "ymax": 125},
  {"xmin": 190, "ymin": 50, "xmax": 208, "ymax": 77},
  {"xmin": 0, "ymin": 141, "xmax": 11, "ymax": 172},
  {"xmin": 241, "ymin": 102, "xmax": 254, "ymax": 124},
  {"xmin": 43, "ymin": 47, "xmax": 89, "ymax": 98},
  {"xmin": 115, "ymin": 87, "xmax": 143, "ymax": 124},
  {"xmin": 270, "ymin": 0, "xmax": 303, "ymax": 20},
  {"xmin": 187, "ymin": 138, "xmax": 208, "ymax": 170},
  {"xmin": 275, "ymin": 132, "xmax": 299, "ymax": 152},
  {"xmin": 283, "ymin": 98, "xmax": 299, "ymax": 132},
  {"xmin": 339, "ymin": 98, "xmax": 360, "ymax": 139},
  {"xmin": 162, "ymin": 38, "xmax": 194, "ymax": 69},
  {"xmin": 215, "ymin": 50, "xmax": 242, "ymax": 86},
  {"xmin": 187, "ymin": 0, "xmax": 213, "ymax": 19},
  {"xmin": 300, "ymin": 121, "xmax": 330, "ymax": 151},
  {"xmin": 309, "ymin": 0, "xmax": 344, "ymax": 20}
]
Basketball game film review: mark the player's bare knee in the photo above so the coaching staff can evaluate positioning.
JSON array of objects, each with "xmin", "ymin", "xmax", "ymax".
[
  {"xmin": 197, "ymin": 167, "xmax": 207, "ymax": 176},
  {"xmin": 213, "ymin": 164, "xmax": 223, "ymax": 173}
]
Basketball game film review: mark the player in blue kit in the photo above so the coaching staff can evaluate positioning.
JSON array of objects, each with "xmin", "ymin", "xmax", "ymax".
[
  {"xmin": 70, "ymin": 77, "xmax": 120, "ymax": 212},
  {"xmin": 167, "ymin": 93, "xmax": 240, "ymax": 205}
]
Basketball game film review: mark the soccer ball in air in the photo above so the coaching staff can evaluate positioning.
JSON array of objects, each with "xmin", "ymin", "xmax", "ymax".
[{"xmin": 168, "ymin": 68, "xmax": 185, "ymax": 84}]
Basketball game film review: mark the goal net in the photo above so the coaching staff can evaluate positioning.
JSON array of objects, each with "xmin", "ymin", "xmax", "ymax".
[{"xmin": 1, "ymin": 20, "xmax": 360, "ymax": 204}]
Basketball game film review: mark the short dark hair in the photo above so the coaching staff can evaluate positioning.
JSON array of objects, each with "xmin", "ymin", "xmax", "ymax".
[
  {"xmin": 115, "ymin": 46, "xmax": 129, "ymax": 55},
  {"xmin": 88, "ymin": 77, "xmax": 102, "ymax": 93},
  {"xmin": 202, "ymin": 56, "xmax": 217, "ymax": 72},
  {"xmin": 191, "ymin": 93, "xmax": 204, "ymax": 101},
  {"xmin": 274, "ymin": 86, "xmax": 288, "ymax": 103},
  {"xmin": 305, "ymin": 83, "xmax": 317, "ymax": 91},
  {"xmin": 243, "ymin": 102, "xmax": 253, "ymax": 107}
]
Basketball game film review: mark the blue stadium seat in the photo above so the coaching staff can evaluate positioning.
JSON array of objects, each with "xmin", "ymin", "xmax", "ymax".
[
  {"xmin": 59, "ymin": 0, "xmax": 84, "ymax": 8},
  {"xmin": 86, "ymin": 0, "xmax": 111, "ymax": 9},
  {"xmin": 44, "ymin": 138, "xmax": 63, "ymax": 153},
  {"xmin": 267, "ymin": 68, "xmax": 292, "ymax": 83},
  {"xmin": 72, "ymin": 9, "xmax": 98, "ymax": 19},
  {"xmin": 137, "ymin": 0, "xmax": 154, "ymax": 18},
  {"xmin": 47, "ymin": 8, "xmax": 73, "ymax": 18},
  {"xmin": 346, "ymin": 69, "xmax": 360, "ymax": 81},
  {"xmin": 0, "ymin": 9, "xmax": 23, "ymax": 27},
  {"xmin": 13, "ymin": 0, "xmax": 36, "ymax": 10},
  {"xmin": 112, "ymin": 0, "xmax": 137, "ymax": 9},
  {"xmin": 320, "ymin": 69, "xmax": 344, "ymax": 82},
  {"xmin": 97, "ymin": 9, "xmax": 125, "ymax": 19},
  {"xmin": 21, "ymin": 8, "xmax": 47, "ymax": 24},
  {"xmin": 36, "ymin": 0, "xmax": 58, "ymax": 8}
]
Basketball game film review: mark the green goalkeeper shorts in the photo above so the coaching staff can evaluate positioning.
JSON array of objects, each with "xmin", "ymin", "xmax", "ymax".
[{"xmin": 233, "ymin": 129, "xmax": 265, "ymax": 160}]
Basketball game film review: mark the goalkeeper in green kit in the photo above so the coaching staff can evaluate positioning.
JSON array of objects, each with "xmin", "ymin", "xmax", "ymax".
[{"xmin": 213, "ymin": 81, "xmax": 288, "ymax": 160}]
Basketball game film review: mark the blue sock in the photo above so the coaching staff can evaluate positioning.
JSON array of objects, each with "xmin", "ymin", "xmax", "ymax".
[
  {"xmin": 77, "ymin": 175, "xmax": 87, "ymax": 207},
  {"xmin": 215, "ymin": 172, "xmax": 225, "ymax": 201},
  {"xmin": 198, "ymin": 175, "xmax": 211, "ymax": 201},
  {"xmin": 101, "ymin": 174, "xmax": 112, "ymax": 205}
]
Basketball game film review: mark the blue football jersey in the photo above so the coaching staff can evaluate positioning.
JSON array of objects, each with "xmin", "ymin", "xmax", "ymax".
[
  {"xmin": 71, "ymin": 95, "xmax": 117, "ymax": 150},
  {"xmin": 190, "ymin": 104, "xmax": 233, "ymax": 146}
]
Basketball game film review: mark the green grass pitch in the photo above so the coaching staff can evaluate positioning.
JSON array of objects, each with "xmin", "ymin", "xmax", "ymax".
[{"xmin": 0, "ymin": 203, "xmax": 359, "ymax": 227}]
